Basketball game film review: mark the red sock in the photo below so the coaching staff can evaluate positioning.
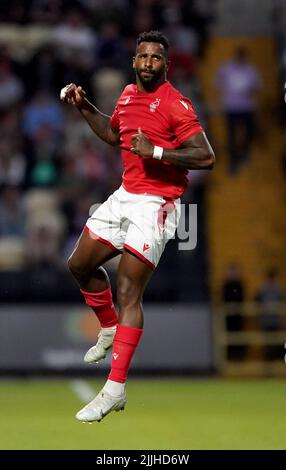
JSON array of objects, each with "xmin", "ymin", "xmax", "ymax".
[
  {"xmin": 109, "ymin": 324, "xmax": 143, "ymax": 383},
  {"xmin": 80, "ymin": 287, "xmax": 118, "ymax": 328}
]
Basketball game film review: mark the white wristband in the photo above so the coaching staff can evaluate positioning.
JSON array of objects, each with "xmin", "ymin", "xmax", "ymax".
[{"xmin": 153, "ymin": 146, "xmax": 163, "ymax": 160}]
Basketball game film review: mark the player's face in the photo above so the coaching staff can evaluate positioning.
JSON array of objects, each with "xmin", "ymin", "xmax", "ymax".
[{"xmin": 133, "ymin": 42, "xmax": 168, "ymax": 88}]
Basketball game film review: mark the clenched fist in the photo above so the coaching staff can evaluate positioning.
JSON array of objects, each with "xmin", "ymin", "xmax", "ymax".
[
  {"xmin": 60, "ymin": 83, "xmax": 86, "ymax": 106},
  {"xmin": 130, "ymin": 128, "xmax": 154, "ymax": 158}
]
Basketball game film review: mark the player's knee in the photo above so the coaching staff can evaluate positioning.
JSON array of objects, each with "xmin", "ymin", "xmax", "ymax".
[
  {"xmin": 67, "ymin": 254, "xmax": 90, "ymax": 280},
  {"xmin": 117, "ymin": 276, "xmax": 141, "ymax": 309},
  {"xmin": 67, "ymin": 255, "xmax": 79, "ymax": 277}
]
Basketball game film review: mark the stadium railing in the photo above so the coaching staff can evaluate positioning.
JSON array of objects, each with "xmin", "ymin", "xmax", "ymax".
[{"xmin": 214, "ymin": 302, "xmax": 286, "ymax": 377}]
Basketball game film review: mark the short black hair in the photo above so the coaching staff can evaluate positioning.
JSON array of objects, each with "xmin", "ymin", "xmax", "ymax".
[{"xmin": 137, "ymin": 31, "xmax": 169, "ymax": 56}]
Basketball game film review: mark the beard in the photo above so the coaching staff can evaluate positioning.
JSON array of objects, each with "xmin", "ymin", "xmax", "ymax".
[{"xmin": 135, "ymin": 68, "xmax": 164, "ymax": 88}]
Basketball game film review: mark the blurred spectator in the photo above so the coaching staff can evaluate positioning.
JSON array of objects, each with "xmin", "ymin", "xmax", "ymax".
[
  {"xmin": 181, "ymin": 0, "xmax": 214, "ymax": 58},
  {"xmin": 255, "ymin": 268, "xmax": 285, "ymax": 360},
  {"xmin": 24, "ymin": 188, "xmax": 66, "ymax": 270},
  {"xmin": 0, "ymin": 0, "xmax": 29, "ymax": 24},
  {"xmin": 96, "ymin": 22, "xmax": 129, "ymax": 70},
  {"xmin": 163, "ymin": 5, "xmax": 199, "ymax": 84},
  {"xmin": 57, "ymin": 156, "xmax": 88, "ymax": 223},
  {"xmin": 215, "ymin": 47, "xmax": 262, "ymax": 175},
  {"xmin": 272, "ymin": 0, "xmax": 286, "ymax": 80},
  {"xmin": 63, "ymin": 188, "xmax": 97, "ymax": 258},
  {"xmin": 52, "ymin": 7, "xmax": 96, "ymax": 97},
  {"xmin": 0, "ymin": 45, "xmax": 24, "ymax": 81},
  {"xmin": 28, "ymin": 123, "xmax": 60, "ymax": 187},
  {"xmin": 0, "ymin": 139, "xmax": 26, "ymax": 187},
  {"xmin": 67, "ymin": 136, "xmax": 107, "ymax": 186},
  {"xmin": 222, "ymin": 263, "xmax": 245, "ymax": 304},
  {"xmin": 22, "ymin": 90, "xmax": 63, "ymax": 139},
  {"xmin": 29, "ymin": 0, "xmax": 64, "ymax": 25},
  {"xmin": 59, "ymin": 55, "xmax": 94, "ymax": 101},
  {"xmin": 255, "ymin": 268, "xmax": 284, "ymax": 304},
  {"xmin": 103, "ymin": 145, "xmax": 123, "ymax": 193},
  {"xmin": 83, "ymin": 0, "xmax": 131, "ymax": 31},
  {"xmin": 0, "ymin": 108, "xmax": 22, "ymax": 141},
  {"xmin": 53, "ymin": 7, "xmax": 96, "ymax": 68},
  {"xmin": 0, "ymin": 186, "xmax": 26, "ymax": 238},
  {"xmin": 255, "ymin": 268, "xmax": 284, "ymax": 326},
  {"xmin": 130, "ymin": 2, "xmax": 154, "ymax": 36},
  {"xmin": 221, "ymin": 262, "xmax": 246, "ymax": 359},
  {"xmin": 62, "ymin": 107, "xmax": 95, "ymax": 154},
  {"xmin": 168, "ymin": 50, "xmax": 196, "ymax": 83},
  {"xmin": 0, "ymin": 185, "xmax": 26, "ymax": 270},
  {"xmin": 165, "ymin": 19, "xmax": 199, "ymax": 57},
  {"xmin": 0, "ymin": 57, "xmax": 24, "ymax": 111},
  {"xmin": 222, "ymin": 263, "xmax": 245, "ymax": 324},
  {"xmin": 24, "ymin": 45, "xmax": 64, "ymax": 99},
  {"xmin": 92, "ymin": 67, "xmax": 126, "ymax": 114},
  {"xmin": 25, "ymin": 225, "xmax": 65, "ymax": 270}
]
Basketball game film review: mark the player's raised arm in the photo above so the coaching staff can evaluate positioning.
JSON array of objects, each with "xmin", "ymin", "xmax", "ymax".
[{"xmin": 60, "ymin": 83, "xmax": 120, "ymax": 146}]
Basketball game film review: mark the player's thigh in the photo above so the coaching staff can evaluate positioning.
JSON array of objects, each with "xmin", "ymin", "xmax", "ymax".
[
  {"xmin": 124, "ymin": 196, "xmax": 180, "ymax": 270},
  {"xmin": 117, "ymin": 250, "xmax": 153, "ymax": 301},
  {"xmin": 68, "ymin": 227, "xmax": 120, "ymax": 273}
]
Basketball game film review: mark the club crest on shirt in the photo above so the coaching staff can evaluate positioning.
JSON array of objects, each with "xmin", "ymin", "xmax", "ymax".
[{"xmin": 149, "ymin": 98, "xmax": 160, "ymax": 113}]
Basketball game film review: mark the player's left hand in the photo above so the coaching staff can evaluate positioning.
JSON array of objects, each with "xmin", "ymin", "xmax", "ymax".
[{"xmin": 130, "ymin": 128, "xmax": 154, "ymax": 158}]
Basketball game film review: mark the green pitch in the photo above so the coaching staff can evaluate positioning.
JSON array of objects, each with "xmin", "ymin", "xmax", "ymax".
[{"xmin": 0, "ymin": 378, "xmax": 285, "ymax": 450}]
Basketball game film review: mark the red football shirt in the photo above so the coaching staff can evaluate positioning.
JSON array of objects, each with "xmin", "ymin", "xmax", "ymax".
[{"xmin": 110, "ymin": 80, "xmax": 203, "ymax": 199}]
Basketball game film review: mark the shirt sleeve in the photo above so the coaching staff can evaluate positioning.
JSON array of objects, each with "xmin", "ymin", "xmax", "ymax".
[
  {"xmin": 170, "ymin": 98, "xmax": 203, "ymax": 145},
  {"xmin": 110, "ymin": 105, "xmax": 120, "ymax": 132}
]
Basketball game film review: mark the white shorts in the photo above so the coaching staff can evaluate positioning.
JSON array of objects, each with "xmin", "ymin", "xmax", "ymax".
[{"xmin": 85, "ymin": 186, "xmax": 181, "ymax": 270}]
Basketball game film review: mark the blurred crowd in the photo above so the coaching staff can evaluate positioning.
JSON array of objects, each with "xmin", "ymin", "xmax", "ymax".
[{"xmin": 0, "ymin": 0, "xmax": 213, "ymax": 272}]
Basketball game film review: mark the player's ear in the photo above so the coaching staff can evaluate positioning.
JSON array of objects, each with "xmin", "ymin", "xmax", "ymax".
[
  {"xmin": 132, "ymin": 56, "xmax": 136, "ymax": 69},
  {"xmin": 166, "ymin": 59, "xmax": 171, "ymax": 72}
]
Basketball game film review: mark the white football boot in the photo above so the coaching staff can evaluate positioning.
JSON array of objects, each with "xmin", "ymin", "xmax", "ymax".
[
  {"xmin": 84, "ymin": 325, "xmax": 117, "ymax": 364},
  {"xmin": 75, "ymin": 389, "xmax": 127, "ymax": 423}
]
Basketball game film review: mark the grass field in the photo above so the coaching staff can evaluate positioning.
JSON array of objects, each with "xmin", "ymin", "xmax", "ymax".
[{"xmin": 0, "ymin": 378, "xmax": 285, "ymax": 450}]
